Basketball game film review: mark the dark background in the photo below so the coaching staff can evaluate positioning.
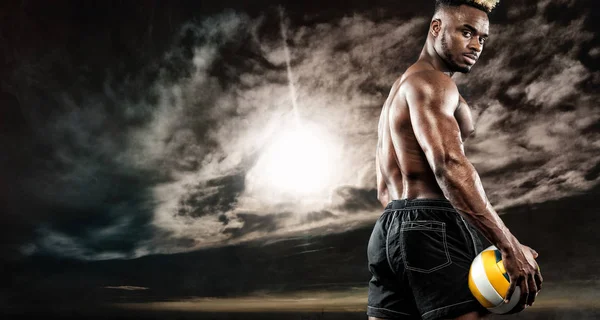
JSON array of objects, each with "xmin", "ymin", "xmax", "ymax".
[{"xmin": 1, "ymin": 0, "xmax": 599, "ymax": 319}]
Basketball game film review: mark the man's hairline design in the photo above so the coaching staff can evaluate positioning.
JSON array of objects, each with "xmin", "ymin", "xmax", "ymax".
[{"xmin": 435, "ymin": 0, "xmax": 500, "ymax": 14}]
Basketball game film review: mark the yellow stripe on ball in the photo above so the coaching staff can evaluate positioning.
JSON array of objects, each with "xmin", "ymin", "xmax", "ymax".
[
  {"xmin": 468, "ymin": 267, "xmax": 495, "ymax": 308},
  {"xmin": 496, "ymin": 260, "xmax": 506, "ymax": 274},
  {"xmin": 481, "ymin": 250, "xmax": 510, "ymax": 299}
]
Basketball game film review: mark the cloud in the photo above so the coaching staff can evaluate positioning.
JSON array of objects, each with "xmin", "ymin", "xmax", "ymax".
[
  {"xmin": 455, "ymin": 0, "xmax": 599, "ymax": 208},
  {"xmin": 9, "ymin": 1, "xmax": 599, "ymax": 259},
  {"xmin": 331, "ymin": 187, "xmax": 379, "ymax": 213},
  {"xmin": 104, "ymin": 286, "xmax": 149, "ymax": 291},
  {"xmin": 223, "ymin": 212, "xmax": 292, "ymax": 239},
  {"xmin": 117, "ymin": 11, "xmax": 430, "ymax": 255}
]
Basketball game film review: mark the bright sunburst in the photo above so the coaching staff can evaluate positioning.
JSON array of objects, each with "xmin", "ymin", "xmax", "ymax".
[{"xmin": 247, "ymin": 121, "xmax": 340, "ymax": 199}]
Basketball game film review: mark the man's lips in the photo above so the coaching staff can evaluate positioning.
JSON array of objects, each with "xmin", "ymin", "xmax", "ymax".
[{"xmin": 464, "ymin": 53, "xmax": 478, "ymax": 64}]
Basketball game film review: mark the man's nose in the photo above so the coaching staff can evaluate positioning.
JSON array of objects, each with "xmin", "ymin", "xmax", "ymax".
[{"xmin": 469, "ymin": 38, "xmax": 482, "ymax": 52}]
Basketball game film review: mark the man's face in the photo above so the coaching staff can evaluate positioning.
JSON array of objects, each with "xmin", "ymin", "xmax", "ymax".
[{"xmin": 437, "ymin": 5, "xmax": 490, "ymax": 73}]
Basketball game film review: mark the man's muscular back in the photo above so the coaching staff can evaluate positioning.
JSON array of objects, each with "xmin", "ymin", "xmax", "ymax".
[{"xmin": 376, "ymin": 62, "xmax": 475, "ymax": 207}]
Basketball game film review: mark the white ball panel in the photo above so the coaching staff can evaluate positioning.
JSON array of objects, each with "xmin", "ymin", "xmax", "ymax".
[
  {"xmin": 488, "ymin": 286, "xmax": 521, "ymax": 314},
  {"xmin": 471, "ymin": 252, "xmax": 504, "ymax": 306}
]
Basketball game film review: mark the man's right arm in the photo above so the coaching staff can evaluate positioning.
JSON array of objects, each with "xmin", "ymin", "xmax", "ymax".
[{"xmin": 404, "ymin": 71, "xmax": 542, "ymax": 310}]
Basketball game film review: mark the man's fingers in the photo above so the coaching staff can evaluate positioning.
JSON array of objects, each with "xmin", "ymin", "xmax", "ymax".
[
  {"xmin": 505, "ymin": 279, "xmax": 517, "ymax": 303},
  {"xmin": 526, "ymin": 275, "xmax": 537, "ymax": 306},
  {"xmin": 535, "ymin": 272, "xmax": 544, "ymax": 291},
  {"xmin": 518, "ymin": 278, "xmax": 529, "ymax": 310}
]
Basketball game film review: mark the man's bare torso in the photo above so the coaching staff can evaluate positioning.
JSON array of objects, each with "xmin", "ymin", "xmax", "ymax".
[{"xmin": 376, "ymin": 62, "xmax": 475, "ymax": 206}]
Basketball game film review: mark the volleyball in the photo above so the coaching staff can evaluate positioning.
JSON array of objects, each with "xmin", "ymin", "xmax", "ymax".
[{"xmin": 468, "ymin": 245, "xmax": 521, "ymax": 314}]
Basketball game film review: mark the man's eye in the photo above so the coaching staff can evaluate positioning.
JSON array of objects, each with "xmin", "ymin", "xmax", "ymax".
[
  {"xmin": 480, "ymin": 38, "xmax": 486, "ymax": 44},
  {"xmin": 463, "ymin": 31, "xmax": 472, "ymax": 38}
]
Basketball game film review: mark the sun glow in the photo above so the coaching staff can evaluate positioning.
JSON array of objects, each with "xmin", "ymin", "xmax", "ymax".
[
  {"xmin": 243, "ymin": 9, "xmax": 343, "ymax": 204},
  {"xmin": 247, "ymin": 121, "xmax": 340, "ymax": 200}
]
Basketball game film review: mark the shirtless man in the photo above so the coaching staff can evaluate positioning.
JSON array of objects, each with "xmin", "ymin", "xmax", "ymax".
[{"xmin": 367, "ymin": 1, "xmax": 543, "ymax": 319}]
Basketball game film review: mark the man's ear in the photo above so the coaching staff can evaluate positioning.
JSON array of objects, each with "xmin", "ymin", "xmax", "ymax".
[{"xmin": 431, "ymin": 19, "xmax": 442, "ymax": 37}]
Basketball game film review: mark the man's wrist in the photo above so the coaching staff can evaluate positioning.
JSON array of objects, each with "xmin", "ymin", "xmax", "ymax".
[{"xmin": 496, "ymin": 232, "xmax": 519, "ymax": 255}]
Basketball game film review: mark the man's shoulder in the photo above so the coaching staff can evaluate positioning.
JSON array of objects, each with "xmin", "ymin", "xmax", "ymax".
[
  {"xmin": 402, "ymin": 69, "xmax": 457, "ymax": 93},
  {"xmin": 400, "ymin": 70, "xmax": 459, "ymax": 111}
]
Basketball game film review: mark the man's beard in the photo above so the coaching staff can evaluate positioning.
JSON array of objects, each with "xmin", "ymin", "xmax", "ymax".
[{"xmin": 441, "ymin": 32, "xmax": 471, "ymax": 73}]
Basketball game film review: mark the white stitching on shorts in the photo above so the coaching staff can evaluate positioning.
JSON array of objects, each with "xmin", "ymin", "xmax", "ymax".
[
  {"xmin": 421, "ymin": 300, "xmax": 476, "ymax": 317},
  {"xmin": 400, "ymin": 220, "xmax": 445, "ymax": 230},
  {"xmin": 384, "ymin": 207, "xmax": 458, "ymax": 213},
  {"xmin": 385, "ymin": 211, "xmax": 398, "ymax": 275},
  {"xmin": 368, "ymin": 306, "xmax": 414, "ymax": 316},
  {"xmin": 402, "ymin": 222, "xmax": 452, "ymax": 273}
]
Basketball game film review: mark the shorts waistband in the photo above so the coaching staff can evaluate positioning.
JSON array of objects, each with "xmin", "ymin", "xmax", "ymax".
[{"xmin": 385, "ymin": 198, "xmax": 454, "ymax": 210}]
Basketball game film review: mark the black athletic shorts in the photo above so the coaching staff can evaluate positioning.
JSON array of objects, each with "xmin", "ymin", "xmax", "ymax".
[{"xmin": 367, "ymin": 199, "xmax": 489, "ymax": 320}]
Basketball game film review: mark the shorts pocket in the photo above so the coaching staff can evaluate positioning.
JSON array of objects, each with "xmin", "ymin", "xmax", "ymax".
[{"xmin": 400, "ymin": 220, "xmax": 452, "ymax": 273}]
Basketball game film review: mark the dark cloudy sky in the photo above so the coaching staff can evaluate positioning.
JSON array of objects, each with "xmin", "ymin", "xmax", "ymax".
[{"xmin": 1, "ymin": 0, "xmax": 599, "ymax": 318}]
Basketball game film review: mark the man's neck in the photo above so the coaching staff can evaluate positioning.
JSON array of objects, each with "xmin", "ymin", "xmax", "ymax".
[{"xmin": 418, "ymin": 42, "xmax": 454, "ymax": 77}]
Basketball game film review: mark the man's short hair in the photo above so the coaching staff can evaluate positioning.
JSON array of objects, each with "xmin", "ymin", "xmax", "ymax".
[{"xmin": 435, "ymin": 0, "xmax": 500, "ymax": 14}]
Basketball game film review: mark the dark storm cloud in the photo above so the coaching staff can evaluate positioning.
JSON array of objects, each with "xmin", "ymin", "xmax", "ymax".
[
  {"xmin": 303, "ymin": 210, "xmax": 336, "ymax": 222},
  {"xmin": 584, "ymin": 162, "xmax": 600, "ymax": 181},
  {"xmin": 2, "ymin": 81, "xmax": 165, "ymax": 260},
  {"xmin": 1, "ymin": 0, "xmax": 598, "ymax": 260},
  {"xmin": 223, "ymin": 209, "xmax": 340, "ymax": 239},
  {"xmin": 175, "ymin": 170, "xmax": 246, "ymax": 219},
  {"xmin": 224, "ymin": 212, "xmax": 292, "ymax": 238},
  {"xmin": 0, "ymin": 7, "xmax": 268, "ymax": 259},
  {"xmin": 3, "ymin": 2, "xmax": 428, "ymax": 259},
  {"xmin": 331, "ymin": 186, "xmax": 379, "ymax": 213}
]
